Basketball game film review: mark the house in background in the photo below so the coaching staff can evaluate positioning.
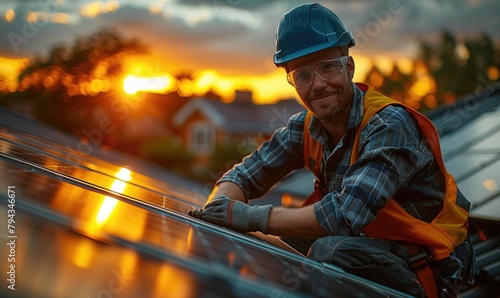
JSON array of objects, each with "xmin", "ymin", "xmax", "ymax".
[{"xmin": 172, "ymin": 91, "xmax": 305, "ymax": 173}]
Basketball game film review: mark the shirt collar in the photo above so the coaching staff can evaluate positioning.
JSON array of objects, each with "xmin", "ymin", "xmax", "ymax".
[
  {"xmin": 308, "ymin": 82, "xmax": 366, "ymax": 142},
  {"xmin": 348, "ymin": 82, "xmax": 365, "ymax": 130}
]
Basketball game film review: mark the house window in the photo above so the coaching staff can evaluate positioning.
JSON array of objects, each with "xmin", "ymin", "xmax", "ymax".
[{"xmin": 189, "ymin": 123, "xmax": 215, "ymax": 155}]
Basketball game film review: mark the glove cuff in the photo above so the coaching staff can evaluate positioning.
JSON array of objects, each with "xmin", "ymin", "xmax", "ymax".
[{"xmin": 249, "ymin": 205, "xmax": 273, "ymax": 234}]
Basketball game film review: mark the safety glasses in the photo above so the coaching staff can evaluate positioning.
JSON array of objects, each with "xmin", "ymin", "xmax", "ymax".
[{"xmin": 287, "ymin": 56, "xmax": 350, "ymax": 89}]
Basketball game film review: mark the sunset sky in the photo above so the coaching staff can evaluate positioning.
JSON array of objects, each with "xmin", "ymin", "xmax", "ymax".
[{"xmin": 1, "ymin": 0, "xmax": 499, "ymax": 103}]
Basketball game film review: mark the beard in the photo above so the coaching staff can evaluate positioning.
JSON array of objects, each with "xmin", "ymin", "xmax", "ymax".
[{"xmin": 309, "ymin": 81, "xmax": 354, "ymax": 121}]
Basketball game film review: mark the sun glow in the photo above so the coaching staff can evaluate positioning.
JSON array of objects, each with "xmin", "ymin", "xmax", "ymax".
[
  {"xmin": 120, "ymin": 53, "xmax": 387, "ymax": 104},
  {"xmin": 0, "ymin": 57, "xmax": 30, "ymax": 93},
  {"xmin": 123, "ymin": 74, "xmax": 176, "ymax": 95}
]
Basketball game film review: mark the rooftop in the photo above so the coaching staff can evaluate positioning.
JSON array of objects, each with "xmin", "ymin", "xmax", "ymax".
[
  {"xmin": 0, "ymin": 107, "xmax": 406, "ymax": 297},
  {"xmin": 1, "ymin": 83, "xmax": 499, "ymax": 297}
]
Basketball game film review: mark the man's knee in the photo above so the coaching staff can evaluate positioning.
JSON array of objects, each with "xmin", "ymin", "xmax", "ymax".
[
  {"xmin": 307, "ymin": 235, "xmax": 353, "ymax": 262},
  {"xmin": 307, "ymin": 236, "xmax": 399, "ymax": 268}
]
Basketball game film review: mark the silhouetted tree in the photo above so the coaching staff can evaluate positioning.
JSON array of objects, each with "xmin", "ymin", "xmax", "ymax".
[
  {"xmin": 15, "ymin": 27, "xmax": 147, "ymax": 132},
  {"xmin": 461, "ymin": 33, "xmax": 497, "ymax": 94},
  {"xmin": 426, "ymin": 31, "xmax": 461, "ymax": 104},
  {"xmin": 381, "ymin": 64, "xmax": 410, "ymax": 102},
  {"xmin": 364, "ymin": 64, "xmax": 385, "ymax": 92}
]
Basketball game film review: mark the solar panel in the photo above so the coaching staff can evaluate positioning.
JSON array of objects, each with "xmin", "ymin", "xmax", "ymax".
[
  {"xmin": 0, "ymin": 109, "xmax": 409, "ymax": 297},
  {"xmin": 439, "ymin": 104, "xmax": 500, "ymax": 220}
]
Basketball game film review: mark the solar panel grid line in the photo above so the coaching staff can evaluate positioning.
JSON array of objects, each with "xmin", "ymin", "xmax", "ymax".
[
  {"xmin": 471, "ymin": 236, "xmax": 500, "ymax": 256},
  {"xmin": 0, "ymin": 138, "xmax": 123, "ymax": 187},
  {"xmin": 481, "ymin": 260, "xmax": 500, "ymax": 279},
  {"xmin": 454, "ymin": 148, "xmax": 500, "ymax": 156},
  {"xmin": 0, "ymin": 112, "xmax": 207, "ymax": 188},
  {"xmin": 454, "ymin": 154, "xmax": 500, "ymax": 184},
  {"xmin": 0, "ymin": 190, "xmax": 73, "ymax": 228},
  {"xmin": 432, "ymin": 94, "xmax": 500, "ymax": 137},
  {"xmin": 0, "ymin": 119, "xmax": 70, "ymax": 146},
  {"xmin": 228, "ymin": 237, "xmax": 276, "ymax": 278},
  {"xmin": 0, "ymin": 151, "xmax": 154, "ymax": 208},
  {"xmin": 441, "ymin": 123, "xmax": 500, "ymax": 161},
  {"xmin": 471, "ymin": 188, "xmax": 500, "ymax": 210},
  {"xmin": 0, "ymin": 128, "xmax": 77, "ymax": 157},
  {"xmin": 1, "ymin": 120, "xmax": 205, "ymax": 193},
  {"xmin": 194, "ymin": 227, "xmax": 226, "ymax": 263},
  {"xmin": 0, "ymin": 132, "xmax": 203, "ymax": 209},
  {"xmin": 0, "ymin": 150, "xmax": 200, "ymax": 219},
  {"xmin": 109, "ymin": 236, "xmax": 312, "ymax": 298},
  {"xmin": 0, "ymin": 123, "xmax": 205, "ymax": 195}
]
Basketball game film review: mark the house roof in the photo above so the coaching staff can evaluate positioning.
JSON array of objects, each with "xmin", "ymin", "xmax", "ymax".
[
  {"xmin": 426, "ymin": 83, "xmax": 500, "ymax": 221},
  {"xmin": 172, "ymin": 96, "xmax": 305, "ymax": 134}
]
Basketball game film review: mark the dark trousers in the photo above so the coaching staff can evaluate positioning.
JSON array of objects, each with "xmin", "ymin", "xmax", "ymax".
[{"xmin": 284, "ymin": 236, "xmax": 426, "ymax": 297}]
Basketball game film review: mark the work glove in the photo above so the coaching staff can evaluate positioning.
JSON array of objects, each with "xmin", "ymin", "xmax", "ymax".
[{"xmin": 188, "ymin": 195, "xmax": 273, "ymax": 234}]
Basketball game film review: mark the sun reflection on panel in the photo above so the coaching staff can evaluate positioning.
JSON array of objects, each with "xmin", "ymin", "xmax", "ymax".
[
  {"xmin": 482, "ymin": 179, "xmax": 497, "ymax": 191},
  {"xmin": 153, "ymin": 264, "xmax": 195, "ymax": 298},
  {"xmin": 77, "ymin": 167, "xmax": 147, "ymax": 242},
  {"xmin": 72, "ymin": 238, "xmax": 95, "ymax": 269},
  {"xmin": 95, "ymin": 168, "xmax": 131, "ymax": 226},
  {"xmin": 186, "ymin": 227, "xmax": 194, "ymax": 254},
  {"xmin": 95, "ymin": 196, "xmax": 119, "ymax": 225},
  {"xmin": 120, "ymin": 249, "xmax": 138, "ymax": 279}
]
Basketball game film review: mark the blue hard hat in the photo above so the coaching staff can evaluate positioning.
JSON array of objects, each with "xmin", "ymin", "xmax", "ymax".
[{"xmin": 273, "ymin": 3, "xmax": 355, "ymax": 66}]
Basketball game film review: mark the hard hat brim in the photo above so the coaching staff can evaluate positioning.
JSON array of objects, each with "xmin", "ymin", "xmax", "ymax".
[{"xmin": 274, "ymin": 31, "xmax": 354, "ymax": 66}]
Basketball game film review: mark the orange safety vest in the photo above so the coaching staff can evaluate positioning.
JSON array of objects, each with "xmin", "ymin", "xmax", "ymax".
[{"xmin": 302, "ymin": 83, "xmax": 470, "ymax": 262}]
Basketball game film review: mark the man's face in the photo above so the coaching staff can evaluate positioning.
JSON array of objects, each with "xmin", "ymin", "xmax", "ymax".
[{"xmin": 286, "ymin": 47, "xmax": 355, "ymax": 122}]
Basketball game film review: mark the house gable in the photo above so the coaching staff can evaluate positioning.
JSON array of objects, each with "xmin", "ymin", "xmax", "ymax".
[{"xmin": 172, "ymin": 99, "xmax": 225, "ymax": 128}]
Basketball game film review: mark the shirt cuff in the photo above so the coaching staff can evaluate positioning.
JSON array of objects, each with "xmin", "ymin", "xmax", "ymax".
[
  {"xmin": 217, "ymin": 174, "xmax": 250, "ymax": 201},
  {"xmin": 313, "ymin": 197, "xmax": 337, "ymax": 235}
]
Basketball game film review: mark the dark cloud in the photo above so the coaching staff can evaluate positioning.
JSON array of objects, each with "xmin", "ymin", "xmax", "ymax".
[
  {"xmin": 104, "ymin": 5, "xmax": 272, "ymax": 74},
  {"xmin": 0, "ymin": 16, "xmax": 99, "ymax": 58},
  {"xmin": 321, "ymin": 0, "xmax": 500, "ymax": 58},
  {"xmin": 179, "ymin": 0, "xmax": 284, "ymax": 11},
  {"xmin": 0, "ymin": 0, "xmax": 498, "ymax": 75}
]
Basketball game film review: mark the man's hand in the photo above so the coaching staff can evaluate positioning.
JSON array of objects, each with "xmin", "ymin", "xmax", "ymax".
[{"xmin": 188, "ymin": 195, "xmax": 273, "ymax": 234}]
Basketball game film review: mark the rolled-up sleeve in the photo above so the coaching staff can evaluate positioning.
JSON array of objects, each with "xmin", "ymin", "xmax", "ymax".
[{"xmin": 218, "ymin": 111, "xmax": 307, "ymax": 200}]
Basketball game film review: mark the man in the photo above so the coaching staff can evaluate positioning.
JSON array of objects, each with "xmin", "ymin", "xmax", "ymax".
[{"xmin": 189, "ymin": 3, "xmax": 475, "ymax": 297}]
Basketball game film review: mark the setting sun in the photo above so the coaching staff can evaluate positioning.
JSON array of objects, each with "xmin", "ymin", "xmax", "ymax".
[{"xmin": 123, "ymin": 74, "xmax": 176, "ymax": 95}]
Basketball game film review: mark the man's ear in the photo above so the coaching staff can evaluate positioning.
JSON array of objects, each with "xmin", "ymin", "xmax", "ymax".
[
  {"xmin": 347, "ymin": 56, "xmax": 355, "ymax": 80},
  {"xmin": 283, "ymin": 63, "xmax": 290, "ymax": 73}
]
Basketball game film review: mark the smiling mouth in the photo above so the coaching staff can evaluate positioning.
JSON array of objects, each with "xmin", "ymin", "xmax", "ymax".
[{"xmin": 311, "ymin": 92, "xmax": 337, "ymax": 101}]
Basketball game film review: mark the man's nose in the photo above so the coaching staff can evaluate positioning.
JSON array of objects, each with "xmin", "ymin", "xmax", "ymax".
[{"xmin": 311, "ymin": 71, "xmax": 327, "ymax": 89}]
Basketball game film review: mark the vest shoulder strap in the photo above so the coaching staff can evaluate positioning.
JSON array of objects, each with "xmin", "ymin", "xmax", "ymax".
[{"xmin": 303, "ymin": 111, "xmax": 322, "ymax": 177}]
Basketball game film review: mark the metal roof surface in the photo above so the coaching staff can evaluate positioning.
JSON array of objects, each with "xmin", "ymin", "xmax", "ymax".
[{"xmin": 426, "ymin": 83, "xmax": 500, "ymax": 221}]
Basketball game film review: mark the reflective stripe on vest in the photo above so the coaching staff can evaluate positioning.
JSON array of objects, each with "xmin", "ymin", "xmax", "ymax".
[{"xmin": 302, "ymin": 83, "xmax": 470, "ymax": 261}]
